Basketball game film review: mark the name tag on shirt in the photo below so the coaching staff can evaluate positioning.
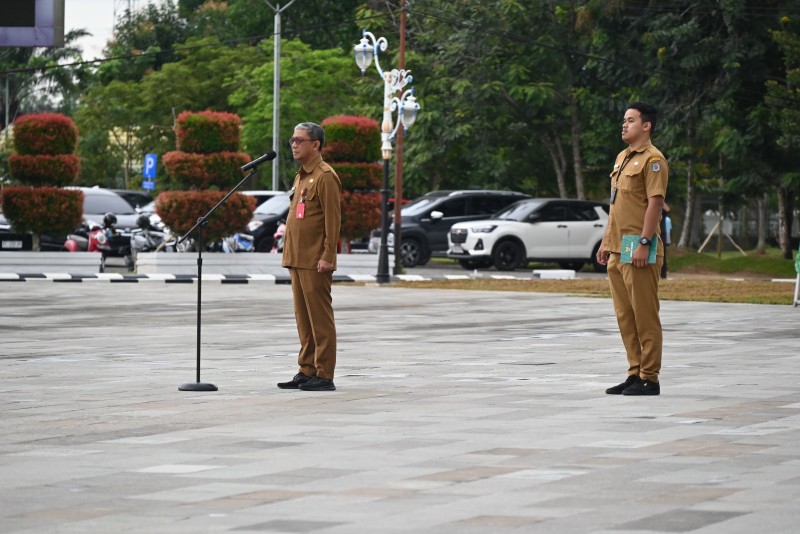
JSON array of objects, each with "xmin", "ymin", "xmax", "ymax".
[{"xmin": 296, "ymin": 202, "xmax": 305, "ymax": 220}]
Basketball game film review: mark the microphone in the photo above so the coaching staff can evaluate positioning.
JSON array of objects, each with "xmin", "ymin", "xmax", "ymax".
[{"xmin": 241, "ymin": 151, "xmax": 277, "ymax": 172}]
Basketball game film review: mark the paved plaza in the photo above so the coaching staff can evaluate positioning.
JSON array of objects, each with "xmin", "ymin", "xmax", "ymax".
[{"xmin": 1, "ymin": 280, "xmax": 799, "ymax": 533}]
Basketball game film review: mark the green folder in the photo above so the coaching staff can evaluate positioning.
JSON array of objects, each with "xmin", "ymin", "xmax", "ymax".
[{"xmin": 621, "ymin": 234, "xmax": 658, "ymax": 264}]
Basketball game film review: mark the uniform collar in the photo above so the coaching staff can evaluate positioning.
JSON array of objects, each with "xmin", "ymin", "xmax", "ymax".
[
  {"xmin": 300, "ymin": 154, "xmax": 323, "ymax": 174},
  {"xmin": 626, "ymin": 141, "xmax": 653, "ymax": 155}
]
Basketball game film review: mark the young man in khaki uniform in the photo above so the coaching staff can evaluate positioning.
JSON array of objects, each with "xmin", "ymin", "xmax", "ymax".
[
  {"xmin": 596, "ymin": 102, "xmax": 668, "ymax": 396},
  {"xmin": 277, "ymin": 122, "xmax": 342, "ymax": 392}
]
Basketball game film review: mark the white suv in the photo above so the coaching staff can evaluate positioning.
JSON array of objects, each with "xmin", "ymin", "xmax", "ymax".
[{"xmin": 447, "ymin": 198, "xmax": 609, "ymax": 272}]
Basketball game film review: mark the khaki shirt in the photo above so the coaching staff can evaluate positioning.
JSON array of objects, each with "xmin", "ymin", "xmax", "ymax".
[
  {"xmin": 281, "ymin": 154, "xmax": 342, "ymax": 270},
  {"xmin": 604, "ymin": 142, "xmax": 668, "ymax": 256}
]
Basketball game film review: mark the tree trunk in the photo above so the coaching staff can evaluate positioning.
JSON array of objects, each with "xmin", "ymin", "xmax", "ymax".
[
  {"xmin": 777, "ymin": 186, "xmax": 794, "ymax": 259},
  {"xmin": 756, "ymin": 192, "xmax": 768, "ymax": 254},
  {"xmin": 678, "ymin": 158, "xmax": 696, "ymax": 248},
  {"xmin": 541, "ymin": 132, "xmax": 568, "ymax": 198},
  {"xmin": 570, "ymin": 101, "xmax": 585, "ymax": 200},
  {"xmin": 740, "ymin": 203, "xmax": 749, "ymax": 249},
  {"xmin": 678, "ymin": 125, "xmax": 696, "ymax": 248}
]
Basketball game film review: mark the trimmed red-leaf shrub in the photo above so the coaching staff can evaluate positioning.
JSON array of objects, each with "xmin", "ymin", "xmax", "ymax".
[
  {"xmin": 322, "ymin": 115, "xmax": 381, "ymax": 163},
  {"xmin": 8, "ymin": 154, "xmax": 81, "ymax": 186},
  {"xmin": 162, "ymin": 150, "xmax": 250, "ymax": 190},
  {"xmin": 335, "ymin": 162, "xmax": 382, "ymax": 191},
  {"xmin": 0, "ymin": 186, "xmax": 83, "ymax": 237},
  {"xmin": 176, "ymin": 110, "xmax": 242, "ymax": 154},
  {"xmin": 341, "ymin": 191, "xmax": 381, "ymax": 241},
  {"xmin": 12, "ymin": 113, "xmax": 79, "ymax": 155},
  {"xmin": 156, "ymin": 190, "xmax": 255, "ymax": 243}
]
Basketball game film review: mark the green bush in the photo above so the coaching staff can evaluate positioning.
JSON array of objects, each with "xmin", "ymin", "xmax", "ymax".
[
  {"xmin": 336, "ymin": 162, "xmax": 382, "ymax": 190},
  {"xmin": 322, "ymin": 115, "xmax": 381, "ymax": 163},
  {"xmin": 341, "ymin": 191, "xmax": 381, "ymax": 240},
  {"xmin": 156, "ymin": 190, "xmax": 256, "ymax": 243},
  {"xmin": 8, "ymin": 154, "xmax": 81, "ymax": 186},
  {"xmin": 176, "ymin": 110, "xmax": 242, "ymax": 154},
  {"xmin": 0, "ymin": 186, "xmax": 83, "ymax": 249},
  {"xmin": 162, "ymin": 151, "xmax": 250, "ymax": 190},
  {"xmin": 12, "ymin": 113, "xmax": 79, "ymax": 155}
]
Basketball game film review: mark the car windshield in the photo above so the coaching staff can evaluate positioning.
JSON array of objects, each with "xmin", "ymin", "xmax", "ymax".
[
  {"xmin": 401, "ymin": 194, "xmax": 448, "ymax": 216},
  {"xmin": 491, "ymin": 199, "xmax": 545, "ymax": 221},
  {"xmin": 254, "ymin": 193, "xmax": 290, "ymax": 215},
  {"xmin": 85, "ymin": 193, "xmax": 136, "ymax": 215}
]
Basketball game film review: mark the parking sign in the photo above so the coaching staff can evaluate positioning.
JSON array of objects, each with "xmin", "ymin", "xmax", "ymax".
[
  {"xmin": 143, "ymin": 154, "xmax": 157, "ymax": 190},
  {"xmin": 143, "ymin": 154, "xmax": 157, "ymax": 179}
]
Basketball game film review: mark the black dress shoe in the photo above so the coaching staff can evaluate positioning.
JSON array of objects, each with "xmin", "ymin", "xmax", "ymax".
[
  {"xmin": 622, "ymin": 379, "xmax": 660, "ymax": 396},
  {"xmin": 298, "ymin": 376, "xmax": 336, "ymax": 391},
  {"xmin": 277, "ymin": 373, "xmax": 312, "ymax": 389},
  {"xmin": 605, "ymin": 375, "xmax": 640, "ymax": 395}
]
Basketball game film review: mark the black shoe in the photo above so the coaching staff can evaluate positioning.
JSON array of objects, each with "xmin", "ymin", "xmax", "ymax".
[
  {"xmin": 298, "ymin": 376, "xmax": 336, "ymax": 391},
  {"xmin": 605, "ymin": 375, "xmax": 640, "ymax": 395},
  {"xmin": 622, "ymin": 379, "xmax": 660, "ymax": 396},
  {"xmin": 277, "ymin": 373, "xmax": 312, "ymax": 389}
]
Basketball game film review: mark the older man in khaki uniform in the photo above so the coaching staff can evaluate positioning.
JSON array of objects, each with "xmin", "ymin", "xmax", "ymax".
[
  {"xmin": 597, "ymin": 102, "xmax": 668, "ymax": 396},
  {"xmin": 277, "ymin": 122, "xmax": 342, "ymax": 392}
]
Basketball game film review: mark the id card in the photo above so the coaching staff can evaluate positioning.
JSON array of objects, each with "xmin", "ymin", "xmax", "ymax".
[
  {"xmin": 296, "ymin": 202, "xmax": 305, "ymax": 220},
  {"xmin": 610, "ymin": 186, "xmax": 617, "ymax": 204}
]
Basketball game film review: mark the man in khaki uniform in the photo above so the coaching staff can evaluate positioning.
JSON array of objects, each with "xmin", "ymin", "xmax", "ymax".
[
  {"xmin": 277, "ymin": 122, "xmax": 342, "ymax": 392},
  {"xmin": 596, "ymin": 102, "xmax": 668, "ymax": 396}
]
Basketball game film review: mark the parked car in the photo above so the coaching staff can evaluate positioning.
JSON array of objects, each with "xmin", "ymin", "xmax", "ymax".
[
  {"xmin": 388, "ymin": 190, "xmax": 530, "ymax": 267},
  {"xmin": 70, "ymin": 187, "xmax": 140, "ymax": 231},
  {"xmin": 245, "ymin": 192, "xmax": 291, "ymax": 252},
  {"xmin": 110, "ymin": 189, "xmax": 153, "ymax": 211},
  {"xmin": 447, "ymin": 198, "xmax": 609, "ymax": 272},
  {"xmin": 242, "ymin": 190, "xmax": 284, "ymax": 207}
]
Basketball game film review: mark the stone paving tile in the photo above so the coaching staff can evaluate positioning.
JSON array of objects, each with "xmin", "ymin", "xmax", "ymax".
[{"xmin": 1, "ymin": 283, "xmax": 799, "ymax": 533}]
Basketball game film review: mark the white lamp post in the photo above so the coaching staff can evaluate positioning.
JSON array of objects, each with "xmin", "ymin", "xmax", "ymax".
[{"xmin": 355, "ymin": 30, "xmax": 420, "ymax": 283}]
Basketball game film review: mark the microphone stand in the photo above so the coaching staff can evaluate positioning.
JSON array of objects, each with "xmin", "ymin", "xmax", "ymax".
[{"xmin": 177, "ymin": 165, "xmax": 261, "ymax": 392}]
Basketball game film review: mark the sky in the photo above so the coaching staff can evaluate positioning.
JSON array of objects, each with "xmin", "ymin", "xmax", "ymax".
[{"xmin": 65, "ymin": 0, "xmax": 165, "ymax": 60}]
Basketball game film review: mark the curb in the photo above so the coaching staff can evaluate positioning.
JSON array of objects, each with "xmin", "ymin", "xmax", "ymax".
[{"xmin": 0, "ymin": 272, "xmax": 536, "ymax": 283}]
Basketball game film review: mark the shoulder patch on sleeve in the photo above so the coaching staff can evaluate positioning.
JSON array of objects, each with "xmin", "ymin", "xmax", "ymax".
[{"xmin": 651, "ymin": 162, "xmax": 661, "ymax": 172}]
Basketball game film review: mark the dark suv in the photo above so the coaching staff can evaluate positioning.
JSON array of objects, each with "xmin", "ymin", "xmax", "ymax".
[{"xmin": 389, "ymin": 190, "xmax": 530, "ymax": 267}]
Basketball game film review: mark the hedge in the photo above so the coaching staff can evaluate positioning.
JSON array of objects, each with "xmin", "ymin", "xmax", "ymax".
[
  {"xmin": 176, "ymin": 110, "xmax": 242, "ymax": 154},
  {"xmin": 162, "ymin": 150, "xmax": 250, "ymax": 190},
  {"xmin": 341, "ymin": 191, "xmax": 381, "ymax": 240},
  {"xmin": 0, "ymin": 186, "xmax": 83, "ymax": 237},
  {"xmin": 12, "ymin": 113, "xmax": 79, "ymax": 155},
  {"xmin": 156, "ymin": 191, "xmax": 256, "ymax": 244},
  {"xmin": 321, "ymin": 115, "xmax": 381, "ymax": 163},
  {"xmin": 8, "ymin": 154, "xmax": 81, "ymax": 186},
  {"xmin": 335, "ymin": 162, "xmax": 382, "ymax": 191}
]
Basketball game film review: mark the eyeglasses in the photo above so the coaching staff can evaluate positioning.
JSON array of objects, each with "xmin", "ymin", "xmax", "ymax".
[{"xmin": 289, "ymin": 137, "xmax": 315, "ymax": 146}]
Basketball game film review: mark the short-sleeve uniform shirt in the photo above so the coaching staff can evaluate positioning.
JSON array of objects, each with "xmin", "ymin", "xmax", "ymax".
[
  {"xmin": 604, "ymin": 142, "xmax": 669, "ymax": 256},
  {"xmin": 281, "ymin": 154, "xmax": 342, "ymax": 270}
]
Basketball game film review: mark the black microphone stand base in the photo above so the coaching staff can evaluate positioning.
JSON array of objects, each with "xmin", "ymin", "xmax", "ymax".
[{"xmin": 178, "ymin": 381, "xmax": 218, "ymax": 392}]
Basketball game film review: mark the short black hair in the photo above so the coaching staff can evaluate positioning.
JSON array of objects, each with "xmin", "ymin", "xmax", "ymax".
[
  {"xmin": 295, "ymin": 122, "xmax": 325, "ymax": 149},
  {"xmin": 627, "ymin": 102, "xmax": 658, "ymax": 134}
]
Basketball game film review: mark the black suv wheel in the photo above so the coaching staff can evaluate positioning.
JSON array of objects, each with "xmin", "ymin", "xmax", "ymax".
[{"xmin": 400, "ymin": 237, "xmax": 424, "ymax": 267}]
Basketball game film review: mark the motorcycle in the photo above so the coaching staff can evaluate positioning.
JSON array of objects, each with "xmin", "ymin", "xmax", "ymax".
[
  {"xmin": 87, "ymin": 213, "xmax": 133, "ymax": 272},
  {"xmin": 222, "ymin": 232, "xmax": 255, "ymax": 253},
  {"xmin": 271, "ymin": 221, "xmax": 286, "ymax": 253},
  {"xmin": 64, "ymin": 219, "xmax": 98, "ymax": 252},
  {"xmin": 130, "ymin": 214, "xmax": 171, "ymax": 270}
]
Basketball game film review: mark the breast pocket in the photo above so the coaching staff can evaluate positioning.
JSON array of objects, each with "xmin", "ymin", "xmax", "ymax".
[
  {"xmin": 303, "ymin": 185, "xmax": 322, "ymax": 216},
  {"xmin": 618, "ymin": 168, "xmax": 645, "ymax": 192}
]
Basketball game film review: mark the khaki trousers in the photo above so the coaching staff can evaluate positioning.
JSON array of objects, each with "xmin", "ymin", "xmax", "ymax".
[
  {"xmin": 606, "ymin": 253, "xmax": 663, "ymax": 382},
  {"xmin": 289, "ymin": 267, "xmax": 337, "ymax": 380}
]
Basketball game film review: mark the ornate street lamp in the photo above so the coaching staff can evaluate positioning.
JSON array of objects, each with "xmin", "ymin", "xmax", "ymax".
[{"xmin": 355, "ymin": 30, "xmax": 420, "ymax": 283}]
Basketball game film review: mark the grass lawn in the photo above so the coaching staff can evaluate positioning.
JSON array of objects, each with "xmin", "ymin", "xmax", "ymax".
[{"xmin": 407, "ymin": 248, "xmax": 799, "ymax": 305}]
